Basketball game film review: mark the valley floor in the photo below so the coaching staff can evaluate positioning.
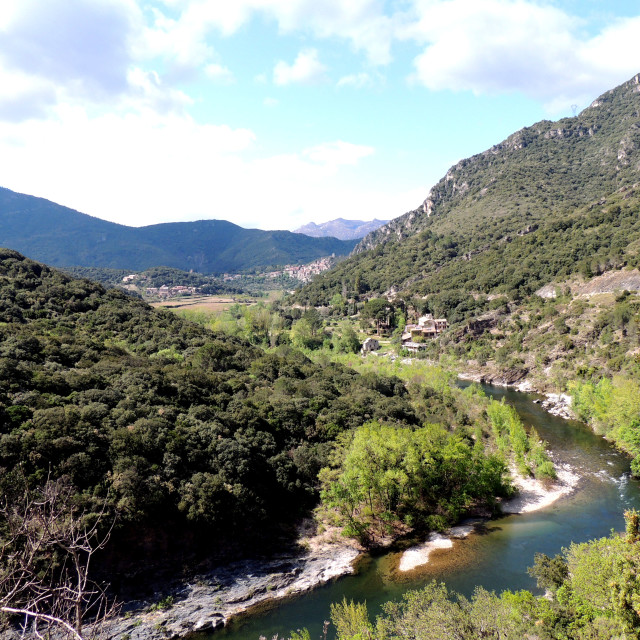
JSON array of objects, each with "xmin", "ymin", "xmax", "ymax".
[{"xmin": 100, "ymin": 419, "xmax": 579, "ymax": 640}]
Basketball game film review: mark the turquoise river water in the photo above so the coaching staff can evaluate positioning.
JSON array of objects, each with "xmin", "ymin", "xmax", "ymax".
[{"xmin": 216, "ymin": 384, "xmax": 640, "ymax": 640}]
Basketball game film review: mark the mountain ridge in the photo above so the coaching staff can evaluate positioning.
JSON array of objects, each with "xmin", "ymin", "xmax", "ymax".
[
  {"xmin": 0, "ymin": 186, "xmax": 357, "ymax": 273},
  {"xmin": 294, "ymin": 217, "xmax": 389, "ymax": 240},
  {"xmin": 295, "ymin": 72, "xmax": 640, "ymax": 306},
  {"xmin": 354, "ymin": 72, "xmax": 640, "ymax": 255}
]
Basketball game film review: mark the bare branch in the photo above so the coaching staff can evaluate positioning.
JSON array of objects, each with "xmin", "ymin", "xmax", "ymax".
[
  {"xmin": 0, "ymin": 475, "xmax": 118, "ymax": 640},
  {"xmin": 1, "ymin": 607, "xmax": 84, "ymax": 640}
]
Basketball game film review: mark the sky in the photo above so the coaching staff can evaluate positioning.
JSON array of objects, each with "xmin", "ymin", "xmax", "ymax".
[{"xmin": 0, "ymin": 1, "xmax": 639, "ymax": 231}]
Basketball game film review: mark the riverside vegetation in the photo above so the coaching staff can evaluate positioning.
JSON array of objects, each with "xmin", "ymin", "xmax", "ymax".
[
  {"xmin": 322, "ymin": 509, "xmax": 640, "ymax": 640},
  {"xmin": 0, "ymin": 249, "xmax": 547, "ymax": 637}
]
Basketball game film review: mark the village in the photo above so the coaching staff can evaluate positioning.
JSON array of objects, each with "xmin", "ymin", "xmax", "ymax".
[
  {"xmin": 144, "ymin": 284, "xmax": 199, "ymax": 298},
  {"xmin": 119, "ymin": 256, "xmax": 338, "ymax": 301},
  {"xmin": 234, "ymin": 256, "xmax": 335, "ymax": 284},
  {"xmin": 361, "ymin": 313, "xmax": 449, "ymax": 355}
]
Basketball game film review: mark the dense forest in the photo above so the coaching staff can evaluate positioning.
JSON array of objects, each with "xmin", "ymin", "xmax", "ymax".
[
  {"xmin": 0, "ymin": 248, "xmax": 533, "ymax": 630},
  {"xmin": 0, "ymin": 249, "xmax": 413, "ymax": 561}
]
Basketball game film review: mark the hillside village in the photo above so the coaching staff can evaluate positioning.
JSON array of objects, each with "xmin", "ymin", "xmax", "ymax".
[
  {"xmin": 242, "ymin": 256, "xmax": 336, "ymax": 283},
  {"xmin": 401, "ymin": 314, "xmax": 449, "ymax": 352},
  {"xmin": 116, "ymin": 255, "xmax": 338, "ymax": 300}
]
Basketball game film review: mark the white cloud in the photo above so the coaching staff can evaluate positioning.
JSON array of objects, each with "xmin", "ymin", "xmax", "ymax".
[
  {"xmin": 0, "ymin": 106, "xmax": 256, "ymax": 227},
  {"xmin": 142, "ymin": 0, "xmax": 394, "ymax": 66},
  {"xmin": 303, "ymin": 141, "xmax": 374, "ymax": 167},
  {"xmin": 263, "ymin": 0, "xmax": 394, "ymax": 65},
  {"xmin": 403, "ymin": 0, "xmax": 640, "ymax": 111},
  {"xmin": 127, "ymin": 67, "xmax": 193, "ymax": 112},
  {"xmin": 337, "ymin": 72, "xmax": 374, "ymax": 89},
  {"xmin": 579, "ymin": 16, "xmax": 640, "ymax": 88},
  {"xmin": 0, "ymin": 0, "xmax": 141, "ymax": 99},
  {"xmin": 139, "ymin": 6, "xmax": 215, "ymax": 71},
  {"xmin": 274, "ymin": 49, "xmax": 327, "ymax": 86},
  {"xmin": 0, "ymin": 0, "xmax": 21, "ymax": 29},
  {"xmin": 4, "ymin": 0, "xmax": 640, "ymax": 236},
  {"xmin": 0, "ymin": 67, "xmax": 58, "ymax": 122},
  {"xmin": 0, "ymin": 0, "xmax": 215, "ymax": 121},
  {"xmin": 0, "ymin": 104, "xmax": 382, "ymax": 230},
  {"xmin": 204, "ymin": 63, "xmax": 235, "ymax": 83}
]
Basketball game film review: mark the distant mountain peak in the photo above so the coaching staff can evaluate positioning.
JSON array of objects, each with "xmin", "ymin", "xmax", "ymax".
[{"xmin": 295, "ymin": 218, "xmax": 389, "ymax": 240}]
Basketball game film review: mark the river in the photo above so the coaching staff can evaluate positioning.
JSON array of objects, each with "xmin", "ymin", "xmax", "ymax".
[{"xmin": 215, "ymin": 384, "xmax": 640, "ymax": 640}]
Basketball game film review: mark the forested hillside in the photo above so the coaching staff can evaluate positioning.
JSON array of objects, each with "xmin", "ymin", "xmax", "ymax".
[
  {"xmin": 0, "ymin": 249, "xmax": 406, "ymax": 561},
  {"xmin": 295, "ymin": 73, "xmax": 640, "ymax": 307},
  {"xmin": 0, "ymin": 249, "xmax": 516, "ymax": 598},
  {"xmin": 0, "ymin": 187, "xmax": 356, "ymax": 273}
]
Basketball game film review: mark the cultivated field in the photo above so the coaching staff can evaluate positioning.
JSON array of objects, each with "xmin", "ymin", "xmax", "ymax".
[{"xmin": 150, "ymin": 295, "xmax": 242, "ymax": 312}]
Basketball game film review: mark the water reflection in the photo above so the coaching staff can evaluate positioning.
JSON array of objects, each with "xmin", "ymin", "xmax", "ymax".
[{"xmin": 217, "ymin": 384, "xmax": 640, "ymax": 640}]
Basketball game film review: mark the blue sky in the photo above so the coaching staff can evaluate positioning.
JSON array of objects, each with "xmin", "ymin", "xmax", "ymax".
[{"xmin": 0, "ymin": 0, "xmax": 639, "ymax": 230}]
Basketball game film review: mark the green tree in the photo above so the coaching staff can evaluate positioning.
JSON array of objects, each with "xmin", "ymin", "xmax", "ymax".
[
  {"xmin": 333, "ymin": 322, "xmax": 361, "ymax": 354},
  {"xmin": 320, "ymin": 421, "xmax": 508, "ymax": 541},
  {"xmin": 331, "ymin": 598, "xmax": 372, "ymax": 640}
]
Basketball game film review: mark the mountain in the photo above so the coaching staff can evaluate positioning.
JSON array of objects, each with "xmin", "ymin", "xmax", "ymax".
[
  {"xmin": 295, "ymin": 73, "xmax": 640, "ymax": 307},
  {"xmin": 294, "ymin": 218, "xmax": 389, "ymax": 240},
  {"xmin": 0, "ymin": 247, "xmax": 423, "ymax": 568},
  {"xmin": 0, "ymin": 187, "xmax": 357, "ymax": 273}
]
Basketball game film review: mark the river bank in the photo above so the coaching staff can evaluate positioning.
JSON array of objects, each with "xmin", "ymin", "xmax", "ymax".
[
  {"xmin": 101, "ymin": 452, "xmax": 581, "ymax": 640},
  {"xmin": 457, "ymin": 371, "xmax": 576, "ymax": 420},
  {"xmin": 98, "ymin": 376, "xmax": 578, "ymax": 640},
  {"xmin": 101, "ymin": 531, "xmax": 361, "ymax": 640},
  {"xmin": 397, "ymin": 456, "xmax": 580, "ymax": 573},
  {"xmin": 210, "ymin": 381, "xmax": 640, "ymax": 640}
]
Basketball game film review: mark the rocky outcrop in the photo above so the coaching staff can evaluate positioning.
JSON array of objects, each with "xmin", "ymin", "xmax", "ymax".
[
  {"xmin": 352, "ymin": 206, "xmax": 427, "ymax": 254},
  {"xmin": 540, "ymin": 393, "xmax": 574, "ymax": 420},
  {"xmin": 575, "ymin": 268, "xmax": 640, "ymax": 297},
  {"xmin": 458, "ymin": 368, "xmax": 528, "ymax": 387},
  {"xmin": 99, "ymin": 543, "xmax": 360, "ymax": 640},
  {"xmin": 536, "ymin": 265, "xmax": 640, "ymax": 300}
]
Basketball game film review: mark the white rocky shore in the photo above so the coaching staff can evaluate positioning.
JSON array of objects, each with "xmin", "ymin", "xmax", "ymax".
[
  {"xmin": 501, "ymin": 461, "xmax": 580, "ymax": 514},
  {"xmin": 398, "ymin": 523, "xmax": 477, "ymax": 572},
  {"xmin": 95, "ymin": 533, "xmax": 360, "ymax": 640},
  {"xmin": 457, "ymin": 372, "xmax": 576, "ymax": 421},
  {"xmin": 398, "ymin": 459, "xmax": 580, "ymax": 572},
  {"xmin": 539, "ymin": 393, "xmax": 574, "ymax": 420}
]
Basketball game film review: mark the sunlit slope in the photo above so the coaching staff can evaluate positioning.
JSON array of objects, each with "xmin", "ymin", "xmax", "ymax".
[{"xmin": 296, "ymin": 73, "xmax": 640, "ymax": 305}]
